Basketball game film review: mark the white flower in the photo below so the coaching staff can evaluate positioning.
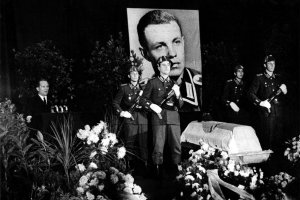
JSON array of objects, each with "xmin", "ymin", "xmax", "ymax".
[
  {"xmin": 77, "ymin": 129, "xmax": 90, "ymax": 140},
  {"xmin": 101, "ymin": 138, "xmax": 110, "ymax": 147},
  {"xmin": 79, "ymin": 175, "xmax": 89, "ymax": 186},
  {"xmin": 92, "ymin": 124, "xmax": 103, "ymax": 135},
  {"xmin": 196, "ymin": 173, "xmax": 202, "ymax": 179},
  {"xmin": 132, "ymin": 184, "xmax": 142, "ymax": 194},
  {"xmin": 76, "ymin": 187, "xmax": 84, "ymax": 194},
  {"xmin": 110, "ymin": 174, "xmax": 119, "ymax": 184},
  {"xmin": 201, "ymin": 143, "xmax": 209, "ymax": 151},
  {"xmin": 87, "ymin": 132, "xmax": 99, "ymax": 144},
  {"xmin": 85, "ymin": 125, "xmax": 91, "ymax": 131},
  {"xmin": 227, "ymin": 160, "xmax": 235, "ymax": 172},
  {"xmin": 221, "ymin": 151, "xmax": 229, "ymax": 159},
  {"xmin": 76, "ymin": 163, "xmax": 86, "ymax": 172},
  {"xmin": 86, "ymin": 191, "xmax": 95, "ymax": 200},
  {"xmin": 123, "ymin": 186, "xmax": 133, "ymax": 194},
  {"xmin": 107, "ymin": 133, "xmax": 118, "ymax": 146},
  {"xmin": 124, "ymin": 174, "xmax": 134, "ymax": 183},
  {"xmin": 234, "ymin": 171, "xmax": 239, "ymax": 176},
  {"xmin": 89, "ymin": 178, "xmax": 99, "ymax": 186},
  {"xmin": 90, "ymin": 151, "xmax": 97, "ymax": 159},
  {"xmin": 98, "ymin": 184, "xmax": 105, "ymax": 191},
  {"xmin": 184, "ymin": 175, "xmax": 195, "ymax": 181},
  {"xmin": 117, "ymin": 147, "xmax": 126, "ymax": 159},
  {"xmin": 238, "ymin": 185, "xmax": 245, "ymax": 190},
  {"xmin": 89, "ymin": 162, "xmax": 98, "ymax": 169}
]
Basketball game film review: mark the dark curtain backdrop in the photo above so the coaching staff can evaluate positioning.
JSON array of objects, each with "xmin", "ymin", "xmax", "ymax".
[{"xmin": 1, "ymin": 0, "xmax": 300, "ymax": 135}]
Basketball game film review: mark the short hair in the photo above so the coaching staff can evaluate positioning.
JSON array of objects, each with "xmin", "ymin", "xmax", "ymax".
[
  {"xmin": 36, "ymin": 78, "xmax": 49, "ymax": 87},
  {"xmin": 137, "ymin": 10, "xmax": 182, "ymax": 49}
]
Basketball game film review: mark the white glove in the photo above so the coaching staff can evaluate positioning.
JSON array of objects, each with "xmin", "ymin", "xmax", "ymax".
[
  {"xmin": 259, "ymin": 100, "xmax": 271, "ymax": 109},
  {"xmin": 279, "ymin": 84, "xmax": 287, "ymax": 95},
  {"xmin": 172, "ymin": 84, "xmax": 180, "ymax": 97},
  {"xmin": 26, "ymin": 116, "xmax": 32, "ymax": 123},
  {"xmin": 120, "ymin": 111, "xmax": 133, "ymax": 119},
  {"xmin": 150, "ymin": 104, "xmax": 162, "ymax": 114},
  {"xmin": 229, "ymin": 102, "xmax": 240, "ymax": 112}
]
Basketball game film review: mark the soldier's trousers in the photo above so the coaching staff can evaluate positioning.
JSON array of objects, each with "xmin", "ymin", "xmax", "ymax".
[
  {"xmin": 152, "ymin": 124, "xmax": 181, "ymax": 165},
  {"xmin": 123, "ymin": 123, "xmax": 148, "ymax": 162}
]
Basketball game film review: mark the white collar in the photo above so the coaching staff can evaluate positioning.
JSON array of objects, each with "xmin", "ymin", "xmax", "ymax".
[{"xmin": 38, "ymin": 95, "xmax": 47, "ymax": 101}]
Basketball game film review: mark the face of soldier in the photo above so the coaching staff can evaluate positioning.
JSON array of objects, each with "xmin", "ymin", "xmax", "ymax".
[
  {"xmin": 36, "ymin": 80, "xmax": 49, "ymax": 96},
  {"xmin": 265, "ymin": 61, "xmax": 275, "ymax": 73},
  {"xmin": 129, "ymin": 71, "xmax": 139, "ymax": 83},
  {"xmin": 235, "ymin": 69, "xmax": 244, "ymax": 80},
  {"xmin": 158, "ymin": 60, "xmax": 171, "ymax": 76},
  {"xmin": 143, "ymin": 21, "xmax": 185, "ymax": 77}
]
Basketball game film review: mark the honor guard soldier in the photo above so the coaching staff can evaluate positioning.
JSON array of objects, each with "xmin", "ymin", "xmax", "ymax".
[
  {"xmin": 248, "ymin": 55, "xmax": 287, "ymax": 151},
  {"xmin": 140, "ymin": 56, "xmax": 184, "ymax": 179},
  {"xmin": 112, "ymin": 66, "xmax": 148, "ymax": 169},
  {"xmin": 222, "ymin": 65, "xmax": 249, "ymax": 124}
]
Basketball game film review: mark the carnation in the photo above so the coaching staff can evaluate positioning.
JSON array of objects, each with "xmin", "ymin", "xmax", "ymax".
[
  {"xmin": 132, "ymin": 184, "xmax": 142, "ymax": 194},
  {"xmin": 110, "ymin": 174, "xmax": 119, "ymax": 184},
  {"xmin": 79, "ymin": 175, "xmax": 89, "ymax": 187},
  {"xmin": 86, "ymin": 191, "xmax": 95, "ymax": 200},
  {"xmin": 90, "ymin": 151, "xmax": 97, "ymax": 159},
  {"xmin": 76, "ymin": 163, "xmax": 86, "ymax": 172},
  {"xmin": 117, "ymin": 146, "xmax": 126, "ymax": 159}
]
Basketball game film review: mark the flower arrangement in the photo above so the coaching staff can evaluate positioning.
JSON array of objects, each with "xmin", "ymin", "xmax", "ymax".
[
  {"xmin": 284, "ymin": 134, "xmax": 300, "ymax": 164},
  {"xmin": 75, "ymin": 121, "xmax": 146, "ymax": 200},
  {"xmin": 176, "ymin": 140, "xmax": 295, "ymax": 200}
]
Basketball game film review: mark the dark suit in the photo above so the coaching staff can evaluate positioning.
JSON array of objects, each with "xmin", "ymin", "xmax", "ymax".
[
  {"xmin": 141, "ymin": 76, "xmax": 183, "ymax": 165},
  {"xmin": 112, "ymin": 83, "xmax": 148, "ymax": 161},
  {"xmin": 25, "ymin": 95, "xmax": 51, "ymax": 131}
]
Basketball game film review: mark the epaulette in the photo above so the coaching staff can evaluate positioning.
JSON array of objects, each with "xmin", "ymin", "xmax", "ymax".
[
  {"xmin": 226, "ymin": 79, "xmax": 233, "ymax": 83},
  {"xmin": 256, "ymin": 73, "xmax": 263, "ymax": 77},
  {"xmin": 120, "ymin": 83, "xmax": 127, "ymax": 86}
]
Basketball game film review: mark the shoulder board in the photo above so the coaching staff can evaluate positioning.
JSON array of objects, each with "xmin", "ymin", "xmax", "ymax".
[
  {"xmin": 120, "ymin": 83, "xmax": 127, "ymax": 86},
  {"xmin": 256, "ymin": 73, "xmax": 263, "ymax": 77},
  {"xmin": 226, "ymin": 79, "xmax": 233, "ymax": 83}
]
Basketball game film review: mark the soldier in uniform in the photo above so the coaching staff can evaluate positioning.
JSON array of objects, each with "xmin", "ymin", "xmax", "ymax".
[
  {"xmin": 112, "ymin": 66, "xmax": 148, "ymax": 169},
  {"xmin": 222, "ymin": 65, "xmax": 248, "ymax": 124},
  {"xmin": 137, "ymin": 9, "xmax": 202, "ymax": 113},
  {"xmin": 140, "ymin": 56, "xmax": 183, "ymax": 178},
  {"xmin": 248, "ymin": 55, "xmax": 287, "ymax": 151}
]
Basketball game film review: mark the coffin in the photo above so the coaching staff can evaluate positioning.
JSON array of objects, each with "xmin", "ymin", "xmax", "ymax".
[{"xmin": 181, "ymin": 121, "xmax": 272, "ymax": 164}]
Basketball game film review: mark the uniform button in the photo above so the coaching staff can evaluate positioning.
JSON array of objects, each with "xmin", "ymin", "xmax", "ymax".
[{"xmin": 272, "ymin": 89, "xmax": 275, "ymax": 92}]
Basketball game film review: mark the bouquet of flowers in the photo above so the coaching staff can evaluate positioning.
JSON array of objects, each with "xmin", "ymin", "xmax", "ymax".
[
  {"xmin": 255, "ymin": 172, "xmax": 295, "ymax": 200},
  {"xmin": 176, "ymin": 140, "xmax": 284, "ymax": 200},
  {"xmin": 284, "ymin": 134, "xmax": 300, "ymax": 164},
  {"xmin": 75, "ymin": 121, "xmax": 146, "ymax": 200}
]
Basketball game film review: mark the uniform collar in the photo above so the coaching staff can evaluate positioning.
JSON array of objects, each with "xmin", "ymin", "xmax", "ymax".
[
  {"xmin": 158, "ymin": 76, "xmax": 171, "ymax": 83},
  {"xmin": 129, "ymin": 83, "xmax": 139, "ymax": 89},
  {"xmin": 264, "ymin": 72, "xmax": 275, "ymax": 79},
  {"xmin": 234, "ymin": 78, "xmax": 243, "ymax": 85}
]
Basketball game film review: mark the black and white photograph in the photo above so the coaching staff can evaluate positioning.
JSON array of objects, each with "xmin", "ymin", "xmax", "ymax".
[{"xmin": 1, "ymin": 1, "xmax": 300, "ymax": 200}]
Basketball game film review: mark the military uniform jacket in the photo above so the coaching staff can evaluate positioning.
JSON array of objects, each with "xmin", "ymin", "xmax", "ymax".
[
  {"xmin": 222, "ymin": 78, "xmax": 246, "ymax": 107},
  {"xmin": 177, "ymin": 68, "xmax": 202, "ymax": 112},
  {"xmin": 248, "ymin": 72, "xmax": 284, "ymax": 115},
  {"xmin": 140, "ymin": 76, "xmax": 184, "ymax": 125},
  {"xmin": 112, "ymin": 83, "xmax": 147, "ymax": 124}
]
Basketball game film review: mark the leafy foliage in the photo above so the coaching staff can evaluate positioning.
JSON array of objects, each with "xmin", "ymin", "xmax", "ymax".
[
  {"xmin": 77, "ymin": 33, "xmax": 142, "ymax": 112},
  {"xmin": 13, "ymin": 40, "xmax": 74, "ymax": 106}
]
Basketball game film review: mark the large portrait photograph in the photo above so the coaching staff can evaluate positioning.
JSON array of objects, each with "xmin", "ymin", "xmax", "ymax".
[{"xmin": 127, "ymin": 8, "xmax": 202, "ymax": 112}]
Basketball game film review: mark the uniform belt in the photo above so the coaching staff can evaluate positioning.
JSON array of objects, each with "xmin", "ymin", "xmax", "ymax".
[{"xmin": 161, "ymin": 104, "xmax": 178, "ymax": 111}]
